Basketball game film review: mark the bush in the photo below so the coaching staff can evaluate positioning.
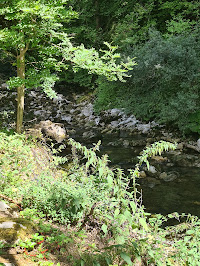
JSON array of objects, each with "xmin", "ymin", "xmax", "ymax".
[
  {"xmin": 2, "ymin": 132, "xmax": 200, "ymax": 264},
  {"xmin": 0, "ymin": 131, "xmax": 66, "ymax": 197},
  {"xmin": 95, "ymin": 30, "xmax": 200, "ymax": 133},
  {"xmin": 19, "ymin": 138, "xmax": 176, "ymax": 244},
  {"xmin": 20, "ymin": 138, "xmax": 146, "ymax": 242}
]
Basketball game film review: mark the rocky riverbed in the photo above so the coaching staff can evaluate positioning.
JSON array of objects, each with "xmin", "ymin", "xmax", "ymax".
[{"xmin": 0, "ymin": 83, "xmax": 200, "ymax": 216}]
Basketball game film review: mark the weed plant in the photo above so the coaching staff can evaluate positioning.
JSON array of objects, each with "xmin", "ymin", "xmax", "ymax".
[{"xmin": 0, "ymin": 131, "xmax": 200, "ymax": 265}]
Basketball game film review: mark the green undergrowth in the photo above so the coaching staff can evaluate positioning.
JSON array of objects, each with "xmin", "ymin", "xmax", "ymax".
[{"xmin": 0, "ymin": 131, "xmax": 200, "ymax": 265}]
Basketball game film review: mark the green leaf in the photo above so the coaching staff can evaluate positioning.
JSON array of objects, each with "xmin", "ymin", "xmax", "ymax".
[
  {"xmin": 186, "ymin": 230, "xmax": 195, "ymax": 235},
  {"xmin": 139, "ymin": 218, "xmax": 149, "ymax": 231},
  {"xmin": 120, "ymin": 252, "xmax": 133, "ymax": 265},
  {"xmin": 101, "ymin": 224, "xmax": 108, "ymax": 234},
  {"xmin": 105, "ymin": 257, "xmax": 112, "ymax": 265},
  {"xmin": 107, "ymin": 175, "xmax": 113, "ymax": 185},
  {"xmin": 99, "ymin": 167, "xmax": 104, "ymax": 178},
  {"xmin": 130, "ymin": 201, "xmax": 136, "ymax": 213},
  {"xmin": 114, "ymin": 208, "xmax": 120, "ymax": 216}
]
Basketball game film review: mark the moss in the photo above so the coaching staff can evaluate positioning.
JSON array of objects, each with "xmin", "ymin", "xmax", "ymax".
[{"xmin": 0, "ymin": 218, "xmax": 37, "ymax": 244}]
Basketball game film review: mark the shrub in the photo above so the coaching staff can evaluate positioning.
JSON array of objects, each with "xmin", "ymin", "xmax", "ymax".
[
  {"xmin": 19, "ymin": 138, "xmax": 176, "ymax": 244},
  {"xmin": 95, "ymin": 30, "xmax": 200, "ymax": 133},
  {"xmin": 2, "ymin": 132, "xmax": 200, "ymax": 264},
  {"xmin": 0, "ymin": 132, "xmax": 66, "ymax": 197}
]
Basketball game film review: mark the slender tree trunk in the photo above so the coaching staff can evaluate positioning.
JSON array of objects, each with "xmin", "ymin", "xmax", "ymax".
[{"xmin": 16, "ymin": 48, "xmax": 26, "ymax": 133}]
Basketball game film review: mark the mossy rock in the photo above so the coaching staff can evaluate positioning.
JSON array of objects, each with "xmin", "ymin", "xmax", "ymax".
[{"xmin": 0, "ymin": 218, "xmax": 37, "ymax": 245}]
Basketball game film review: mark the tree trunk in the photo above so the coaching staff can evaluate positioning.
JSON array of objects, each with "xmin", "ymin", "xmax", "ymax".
[{"xmin": 16, "ymin": 48, "xmax": 26, "ymax": 133}]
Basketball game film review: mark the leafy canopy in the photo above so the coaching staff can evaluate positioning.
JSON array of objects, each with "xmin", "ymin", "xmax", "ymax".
[{"xmin": 0, "ymin": 0, "xmax": 136, "ymax": 98}]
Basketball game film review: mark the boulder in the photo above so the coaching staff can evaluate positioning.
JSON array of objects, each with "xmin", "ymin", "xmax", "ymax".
[
  {"xmin": 0, "ymin": 217, "xmax": 36, "ymax": 244},
  {"xmin": 81, "ymin": 103, "xmax": 93, "ymax": 117},
  {"xmin": 151, "ymin": 156, "xmax": 168, "ymax": 163},
  {"xmin": 27, "ymin": 120, "xmax": 67, "ymax": 143},
  {"xmin": 0, "ymin": 201, "xmax": 10, "ymax": 212},
  {"xmin": 136, "ymin": 123, "xmax": 151, "ymax": 134},
  {"xmin": 110, "ymin": 108, "xmax": 123, "ymax": 117},
  {"xmin": 139, "ymin": 171, "xmax": 146, "ymax": 178},
  {"xmin": 159, "ymin": 171, "xmax": 178, "ymax": 182},
  {"xmin": 148, "ymin": 165, "xmax": 157, "ymax": 174}
]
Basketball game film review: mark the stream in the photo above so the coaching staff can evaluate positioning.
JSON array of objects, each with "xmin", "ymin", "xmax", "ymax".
[
  {"xmin": 69, "ymin": 126, "xmax": 200, "ymax": 217},
  {"xmin": 0, "ymin": 84, "xmax": 200, "ymax": 217}
]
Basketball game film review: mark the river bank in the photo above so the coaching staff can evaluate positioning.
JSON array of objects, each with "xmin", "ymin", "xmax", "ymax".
[{"xmin": 0, "ymin": 83, "xmax": 200, "ymax": 216}]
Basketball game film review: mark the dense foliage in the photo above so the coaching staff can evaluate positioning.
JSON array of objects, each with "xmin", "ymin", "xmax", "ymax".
[
  {"xmin": 1, "ymin": 0, "xmax": 200, "ymax": 134},
  {"xmin": 1, "ymin": 1, "xmax": 200, "ymax": 264},
  {"xmin": 95, "ymin": 29, "xmax": 200, "ymax": 133},
  {"xmin": 67, "ymin": 0, "xmax": 200, "ymax": 49},
  {"xmin": 0, "ymin": 0, "xmax": 135, "ymax": 133},
  {"xmin": 1, "ymin": 132, "xmax": 200, "ymax": 265},
  {"xmin": 60, "ymin": 0, "xmax": 200, "ymax": 134}
]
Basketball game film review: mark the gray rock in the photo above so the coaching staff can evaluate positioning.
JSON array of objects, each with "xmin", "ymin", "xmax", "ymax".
[
  {"xmin": 110, "ymin": 120, "xmax": 120, "ymax": 128},
  {"xmin": 159, "ymin": 172, "xmax": 168, "ymax": 180},
  {"xmin": 110, "ymin": 108, "xmax": 122, "ymax": 117},
  {"xmin": 69, "ymin": 108, "xmax": 76, "ymax": 114},
  {"xmin": 126, "ymin": 121, "xmax": 138, "ymax": 128},
  {"xmin": 139, "ymin": 171, "xmax": 146, "ymax": 178},
  {"xmin": 0, "ymin": 201, "xmax": 10, "ymax": 212},
  {"xmin": 29, "ymin": 90, "xmax": 37, "ymax": 97},
  {"xmin": 40, "ymin": 121, "xmax": 67, "ymax": 143},
  {"xmin": 82, "ymin": 131, "xmax": 96, "ymax": 139},
  {"xmin": 19, "ymin": 224, "xmax": 27, "ymax": 229},
  {"xmin": 148, "ymin": 165, "xmax": 157, "ymax": 174},
  {"xmin": 119, "ymin": 116, "xmax": 137, "ymax": 126},
  {"xmin": 1, "ymin": 83, "xmax": 8, "ymax": 89},
  {"xmin": 61, "ymin": 115, "xmax": 72, "ymax": 123},
  {"xmin": 34, "ymin": 110, "xmax": 45, "ymax": 116},
  {"xmin": 29, "ymin": 120, "xmax": 67, "ymax": 143},
  {"xmin": 12, "ymin": 211, "xmax": 19, "ymax": 218},
  {"xmin": 151, "ymin": 121, "xmax": 159, "ymax": 127},
  {"xmin": 159, "ymin": 171, "xmax": 178, "ymax": 182},
  {"xmin": 136, "ymin": 123, "xmax": 151, "ymax": 133},
  {"xmin": 177, "ymin": 142, "xmax": 184, "ymax": 150},
  {"xmin": 197, "ymin": 139, "xmax": 200, "ymax": 150},
  {"xmin": 0, "ymin": 221, "xmax": 16, "ymax": 229},
  {"xmin": 81, "ymin": 103, "xmax": 93, "ymax": 117},
  {"xmin": 0, "ymin": 92, "xmax": 8, "ymax": 100},
  {"xmin": 53, "ymin": 94, "xmax": 63, "ymax": 104},
  {"xmin": 94, "ymin": 117, "xmax": 100, "ymax": 125},
  {"xmin": 100, "ymin": 122, "xmax": 105, "ymax": 127}
]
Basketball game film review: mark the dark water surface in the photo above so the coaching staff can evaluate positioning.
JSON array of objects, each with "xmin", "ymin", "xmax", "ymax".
[{"xmin": 70, "ymin": 127, "xmax": 200, "ymax": 217}]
